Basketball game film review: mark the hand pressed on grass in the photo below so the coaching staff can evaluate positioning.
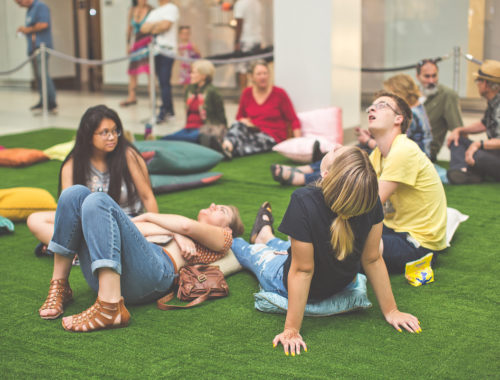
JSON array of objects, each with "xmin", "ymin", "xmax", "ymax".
[
  {"xmin": 273, "ymin": 328, "xmax": 308, "ymax": 356},
  {"xmin": 385, "ymin": 309, "xmax": 422, "ymax": 333}
]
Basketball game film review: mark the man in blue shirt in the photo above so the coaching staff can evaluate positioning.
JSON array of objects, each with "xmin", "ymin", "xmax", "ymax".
[{"xmin": 15, "ymin": 0, "xmax": 57, "ymax": 112}]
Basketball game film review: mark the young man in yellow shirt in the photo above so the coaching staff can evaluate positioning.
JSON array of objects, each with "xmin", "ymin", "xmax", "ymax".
[{"xmin": 367, "ymin": 92, "xmax": 447, "ymax": 273}]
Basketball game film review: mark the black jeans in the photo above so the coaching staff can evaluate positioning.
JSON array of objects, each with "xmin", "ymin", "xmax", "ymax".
[
  {"xmin": 381, "ymin": 225, "xmax": 438, "ymax": 274},
  {"xmin": 155, "ymin": 54, "xmax": 174, "ymax": 117},
  {"xmin": 449, "ymin": 136, "xmax": 500, "ymax": 181}
]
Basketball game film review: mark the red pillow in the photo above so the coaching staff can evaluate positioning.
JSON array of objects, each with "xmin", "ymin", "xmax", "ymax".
[{"xmin": 0, "ymin": 148, "xmax": 49, "ymax": 167}]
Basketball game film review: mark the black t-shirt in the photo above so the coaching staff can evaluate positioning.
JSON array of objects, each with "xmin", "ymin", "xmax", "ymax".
[{"xmin": 278, "ymin": 185, "xmax": 384, "ymax": 301}]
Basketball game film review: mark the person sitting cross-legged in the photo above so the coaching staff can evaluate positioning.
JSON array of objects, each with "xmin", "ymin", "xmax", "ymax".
[{"xmin": 447, "ymin": 60, "xmax": 500, "ymax": 184}]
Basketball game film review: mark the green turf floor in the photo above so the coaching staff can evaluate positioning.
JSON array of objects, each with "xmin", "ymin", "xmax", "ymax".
[{"xmin": 0, "ymin": 129, "xmax": 499, "ymax": 379}]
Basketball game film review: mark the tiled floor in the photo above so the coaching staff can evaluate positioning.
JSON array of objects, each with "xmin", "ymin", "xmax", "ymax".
[{"xmin": 0, "ymin": 86, "xmax": 485, "ymax": 161}]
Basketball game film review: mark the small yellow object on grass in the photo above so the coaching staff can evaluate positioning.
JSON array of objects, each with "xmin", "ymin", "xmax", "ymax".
[{"xmin": 405, "ymin": 252, "xmax": 434, "ymax": 287}]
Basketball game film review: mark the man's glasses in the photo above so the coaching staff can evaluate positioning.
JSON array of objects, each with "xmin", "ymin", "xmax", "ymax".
[
  {"xmin": 95, "ymin": 129, "xmax": 122, "ymax": 138},
  {"xmin": 474, "ymin": 78, "xmax": 485, "ymax": 84},
  {"xmin": 365, "ymin": 101, "xmax": 400, "ymax": 115}
]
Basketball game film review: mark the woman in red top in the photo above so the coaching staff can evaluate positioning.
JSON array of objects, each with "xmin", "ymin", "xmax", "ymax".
[{"xmin": 216, "ymin": 60, "xmax": 301, "ymax": 158}]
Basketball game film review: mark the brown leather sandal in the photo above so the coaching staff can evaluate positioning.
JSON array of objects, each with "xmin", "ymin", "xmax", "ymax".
[
  {"xmin": 62, "ymin": 297, "xmax": 130, "ymax": 332},
  {"xmin": 39, "ymin": 279, "xmax": 73, "ymax": 320}
]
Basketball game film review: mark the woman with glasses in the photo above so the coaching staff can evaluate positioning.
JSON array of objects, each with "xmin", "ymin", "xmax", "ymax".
[{"xmin": 27, "ymin": 104, "xmax": 158, "ymax": 255}]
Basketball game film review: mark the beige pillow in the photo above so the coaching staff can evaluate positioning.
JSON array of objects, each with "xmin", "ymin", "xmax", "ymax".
[{"xmin": 213, "ymin": 249, "xmax": 243, "ymax": 277}]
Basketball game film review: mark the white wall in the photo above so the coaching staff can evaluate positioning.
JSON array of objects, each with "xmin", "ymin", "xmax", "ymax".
[
  {"xmin": 0, "ymin": 1, "xmax": 33, "ymax": 82},
  {"xmin": 100, "ymin": 0, "xmax": 130, "ymax": 85},
  {"xmin": 0, "ymin": 0, "xmax": 75, "ymax": 84},
  {"xmin": 275, "ymin": 0, "xmax": 361, "ymax": 128},
  {"xmin": 383, "ymin": 0, "xmax": 469, "ymax": 96}
]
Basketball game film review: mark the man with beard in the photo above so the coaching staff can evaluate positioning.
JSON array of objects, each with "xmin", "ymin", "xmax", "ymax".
[
  {"xmin": 447, "ymin": 60, "xmax": 500, "ymax": 184},
  {"xmin": 416, "ymin": 59, "xmax": 463, "ymax": 162}
]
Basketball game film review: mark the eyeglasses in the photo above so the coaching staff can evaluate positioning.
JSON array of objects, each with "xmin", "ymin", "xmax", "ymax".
[
  {"xmin": 94, "ymin": 129, "xmax": 122, "ymax": 138},
  {"xmin": 365, "ymin": 101, "xmax": 400, "ymax": 115},
  {"xmin": 474, "ymin": 78, "xmax": 485, "ymax": 84}
]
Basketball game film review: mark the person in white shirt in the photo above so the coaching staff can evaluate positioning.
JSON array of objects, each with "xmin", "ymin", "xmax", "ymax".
[{"xmin": 141, "ymin": 0, "xmax": 179, "ymax": 123}]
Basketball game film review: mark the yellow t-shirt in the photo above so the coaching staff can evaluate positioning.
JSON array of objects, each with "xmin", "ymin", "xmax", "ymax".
[{"xmin": 369, "ymin": 134, "xmax": 447, "ymax": 251}]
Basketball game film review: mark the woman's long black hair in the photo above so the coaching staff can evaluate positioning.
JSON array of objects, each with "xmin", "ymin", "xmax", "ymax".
[{"xmin": 58, "ymin": 105, "xmax": 143, "ymax": 208}]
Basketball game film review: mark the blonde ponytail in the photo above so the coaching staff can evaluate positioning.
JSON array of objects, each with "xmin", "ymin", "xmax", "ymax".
[{"xmin": 320, "ymin": 146, "xmax": 378, "ymax": 260}]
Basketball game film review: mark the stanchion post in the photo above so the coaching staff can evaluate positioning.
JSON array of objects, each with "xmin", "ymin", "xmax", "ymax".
[
  {"xmin": 453, "ymin": 46, "xmax": 461, "ymax": 94},
  {"xmin": 148, "ymin": 42, "xmax": 156, "ymax": 125},
  {"xmin": 40, "ymin": 43, "xmax": 48, "ymax": 119}
]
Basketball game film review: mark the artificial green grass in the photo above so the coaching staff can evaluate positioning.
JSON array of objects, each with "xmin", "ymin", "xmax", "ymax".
[{"xmin": 0, "ymin": 128, "xmax": 499, "ymax": 379}]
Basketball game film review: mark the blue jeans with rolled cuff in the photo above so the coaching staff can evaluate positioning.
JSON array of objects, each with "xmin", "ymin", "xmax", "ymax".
[
  {"xmin": 48, "ymin": 185, "xmax": 176, "ymax": 304},
  {"xmin": 232, "ymin": 237, "xmax": 290, "ymax": 297}
]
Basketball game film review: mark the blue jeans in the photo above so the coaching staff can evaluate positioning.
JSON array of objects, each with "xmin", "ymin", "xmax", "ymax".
[
  {"xmin": 34, "ymin": 54, "xmax": 56, "ymax": 107},
  {"xmin": 161, "ymin": 128, "xmax": 199, "ymax": 143},
  {"xmin": 155, "ymin": 54, "xmax": 174, "ymax": 117},
  {"xmin": 381, "ymin": 225, "xmax": 437, "ymax": 274},
  {"xmin": 47, "ymin": 185, "xmax": 176, "ymax": 304},
  {"xmin": 305, "ymin": 161, "xmax": 322, "ymax": 184},
  {"xmin": 232, "ymin": 237, "xmax": 290, "ymax": 297}
]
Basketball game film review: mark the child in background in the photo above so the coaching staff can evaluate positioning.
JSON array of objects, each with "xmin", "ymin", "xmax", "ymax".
[{"xmin": 178, "ymin": 26, "xmax": 201, "ymax": 88}]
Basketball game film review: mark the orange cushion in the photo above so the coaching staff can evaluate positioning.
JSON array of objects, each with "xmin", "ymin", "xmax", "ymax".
[
  {"xmin": 0, "ymin": 187, "xmax": 57, "ymax": 221},
  {"xmin": 0, "ymin": 148, "xmax": 49, "ymax": 167}
]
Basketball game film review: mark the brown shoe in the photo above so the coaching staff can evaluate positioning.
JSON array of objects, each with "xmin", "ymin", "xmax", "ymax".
[
  {"xmin": 62, "ymin": 297, "xmax": 130, "ymax": 332},
  {"xmin": 39, "ymin": 279, "xmax": 73, "ymax": 320}
]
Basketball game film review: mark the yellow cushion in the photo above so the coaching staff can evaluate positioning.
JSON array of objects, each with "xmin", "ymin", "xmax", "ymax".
[
  {"xmin": 43, "ymin": 140, "xmax": 75, "ymax": 161},
  {"xmin": 0, "ymin": 187, "xmax": 57, "ymax": 221}
]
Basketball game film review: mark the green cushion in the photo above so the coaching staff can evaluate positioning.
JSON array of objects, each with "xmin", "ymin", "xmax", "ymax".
[
  {"xmin": 134, "ymin": 141, "xmax": 223, "ymax": 174},
  {"xmin": 150, "ymin": 172, "xmax": 223, "ymax": 194}
]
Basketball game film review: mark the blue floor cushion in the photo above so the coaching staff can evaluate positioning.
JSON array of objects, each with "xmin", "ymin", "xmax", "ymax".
[{"xmin": 254, "ymin": 273, "xmax": 372, "ymax": 317}]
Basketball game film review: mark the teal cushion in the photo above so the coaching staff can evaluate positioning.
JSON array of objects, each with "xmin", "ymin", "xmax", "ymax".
[
  {"xmin": 254, "ymin": 274, "xmax": 372, "ymax": 317},
  {"xmin": 150, "ymin": 172, "xmax": 223, "ymax": 194},
  {"xmin": 0, "ymin": 215, "xmax": 15, "ymax": 234},
  {"xmin": 134, "ymin": 141, "xmax": 223, "ymax": 174}
]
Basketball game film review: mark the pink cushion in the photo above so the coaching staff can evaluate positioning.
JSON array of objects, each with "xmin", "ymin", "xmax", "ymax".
[
  {"xmin": 272, "ymin": 136, "xmax": 338, "ymax": 163},
  {"xmin": 298, "ymin": 107, "xmax": 343, "ymax": 144}
]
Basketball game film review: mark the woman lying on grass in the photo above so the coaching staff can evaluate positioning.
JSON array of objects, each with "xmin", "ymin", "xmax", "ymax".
[
  {"xmin": 38, "ymin": 185, "xmax": 244, "ymax": 332},
  {"xmin": 232, "ymin": 146, "xmax": 421, "ymax": 355},
  {"xmin": 28, "ymin": 105, "xmax": 158, "ymax": 256}
]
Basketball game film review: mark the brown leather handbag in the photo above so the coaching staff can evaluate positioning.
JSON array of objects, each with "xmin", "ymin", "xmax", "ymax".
[{"xmin": 156, "ymin": 265, "xmax": 229, "ymax": 310}]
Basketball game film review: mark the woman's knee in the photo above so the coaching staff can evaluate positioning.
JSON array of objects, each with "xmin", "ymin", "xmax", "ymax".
[
  {"xmin": 59, "ymin": 185, "xmax": 91, "ymax": 205},
  {"xmin": 81, "ymin": 192, "xmax": 114, "ymax": 216}
]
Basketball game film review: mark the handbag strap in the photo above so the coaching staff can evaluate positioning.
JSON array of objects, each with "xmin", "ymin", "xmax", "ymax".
[{"xmin": 156, "ymin": 289, "xmax": 211, "ymax": 310}]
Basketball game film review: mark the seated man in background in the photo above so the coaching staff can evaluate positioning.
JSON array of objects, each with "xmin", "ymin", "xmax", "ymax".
[
  {"xmin": 447, "ymin": 60, "xmax": 500, "ymax": 184},
  {"xmin": 416, "ymin": 58, "xmax": 463, "ymax": 162},
  {"xmin": 367, "ymin": 92, "xmax": 447, "ymax": 273}
]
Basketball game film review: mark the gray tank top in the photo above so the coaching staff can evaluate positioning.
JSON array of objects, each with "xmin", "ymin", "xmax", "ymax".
[{"xmin": 86, "ymin": 164, "xmax": 143, "ymax": 216}]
